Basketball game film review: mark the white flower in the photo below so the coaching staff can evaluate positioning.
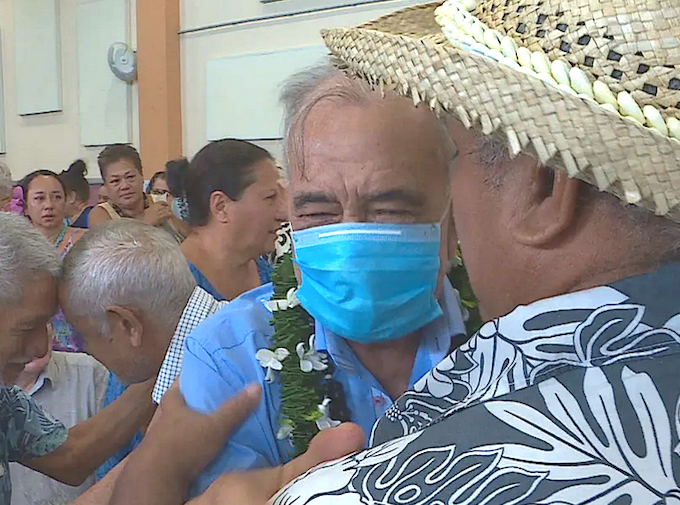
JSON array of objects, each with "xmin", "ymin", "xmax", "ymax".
[
  {"xmin": 276, "ymin": 423, "xmax": 294, "ymax": 440},
  {"xmin": 265, "ymin": 287, "xmax": 301, "ymax": 312},
  {"xmin": 296, "ymin": 334, "xmax": 328, "ymax": 373},
  {"xmin": 316, "ymin": 398, "xmax": 341, "ymax": 431},
  {"xmin": 286, "ymin": 288, "xmax": 300, "ymax": 309},
  {"xmin": 256, "ymin": 347, "xmax": 290, "ymax": 382}
]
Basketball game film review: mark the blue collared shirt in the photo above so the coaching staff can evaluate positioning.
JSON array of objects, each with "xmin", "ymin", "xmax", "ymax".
[{"xmin": 180, "ymin": 280, "xmax": 466, "ymax": 495}]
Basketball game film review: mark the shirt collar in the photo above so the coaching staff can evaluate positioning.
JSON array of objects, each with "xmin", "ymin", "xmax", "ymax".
[
  {"xmin": 315, "ymin": 278, "xmax": 467, "ymax": 373},
  {"xmin": 175, "ymin": 287, "xmax": 227, "ymax": 338},
  {"xmin": 469, "ymin": 261, "xmax": 680, "ymax": 350},
  {"xmin": 26, "ymin": 356, "xmax": 59, "ymax": 396}
]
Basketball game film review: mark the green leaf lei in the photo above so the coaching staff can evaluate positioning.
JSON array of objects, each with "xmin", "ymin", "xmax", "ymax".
[
  {"xmin": 268, "ymin": 254, "xmax": 329, "ymax": 455},
  {"xmin": 266, "ymin": 248, "xmax": 481, "ymax": 455}
]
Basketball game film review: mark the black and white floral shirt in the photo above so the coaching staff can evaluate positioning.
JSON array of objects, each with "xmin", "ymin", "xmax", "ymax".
[{"xmin": 272, "ymin": 262, "xmax": 680, "ymax": 504}]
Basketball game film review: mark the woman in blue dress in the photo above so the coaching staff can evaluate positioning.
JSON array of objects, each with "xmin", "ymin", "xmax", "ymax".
[{"xmin": 167, "ymin": 139, "xmax": 287, "ymax": 299}]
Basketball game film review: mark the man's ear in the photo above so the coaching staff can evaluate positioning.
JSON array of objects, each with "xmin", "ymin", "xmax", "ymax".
[
  {"xmin": 509, "ymin": 162, "xmax": 580, "ymax": 247},
  {"xmin": 209, "ymin": 191, "xmax": 233, "ymax": 224},
  {"xmin": 105, "ymin": 305, "xmax": 145, "ymax": 348}
]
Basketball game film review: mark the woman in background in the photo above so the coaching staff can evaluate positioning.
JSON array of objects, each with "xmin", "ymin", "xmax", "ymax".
[
  {"xmin": 166, "ymin": 160, "xmax": 190, "ymax": 222},
  {"xmin": 21, "ymin": 170, "xmax": 86, "ymax": 352},
  {"xmin": 60, "ymin": 159, "xmax": 93, "ymax": 229},
  {"xmin": 147, "ymin": 171, "xmax": 173, "ymax": 204},
  {"xmin": 89, "ymin": 144, "xmax": 187, "ymax": 242},
  {"xmin": 167, "ymin": 139, "xmax": 287, "ymax": 301}
]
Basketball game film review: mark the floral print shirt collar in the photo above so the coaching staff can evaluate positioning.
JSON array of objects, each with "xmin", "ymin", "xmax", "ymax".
[{"xmin": 272, "ymin": 262, "xmax": 680, "ymax": 505}]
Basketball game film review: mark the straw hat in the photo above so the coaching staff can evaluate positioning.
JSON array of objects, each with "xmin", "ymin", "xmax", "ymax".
[{"xmin": 321, "ymin": 0, "xmax": 680, "ymax": 222}]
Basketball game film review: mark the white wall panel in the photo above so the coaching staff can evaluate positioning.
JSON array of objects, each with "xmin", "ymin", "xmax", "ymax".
[
  {"xmin": 206, "ymin": 46, "xmax": 327, "ymax": 141},
  {"xmin": 77, "ymin": 0, "xmax": 131, "ymax": 146},
  {"xmin": 13, "ymin": 0, "xmax": 62, "ymax": 115}
]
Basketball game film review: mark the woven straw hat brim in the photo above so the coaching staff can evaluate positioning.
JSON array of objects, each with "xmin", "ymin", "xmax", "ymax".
[{"xmin": 321, "ymin": 3, "xmax": 680, "ymax": 223}]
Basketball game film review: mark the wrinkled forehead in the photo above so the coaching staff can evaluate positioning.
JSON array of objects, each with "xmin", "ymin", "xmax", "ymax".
[{"xmin": 287, "ymin": 97, "xmax": 452, "ymax": 206}]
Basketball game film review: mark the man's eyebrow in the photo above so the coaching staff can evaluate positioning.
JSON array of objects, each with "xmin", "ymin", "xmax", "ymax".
[
  {"xmin": 293, "ymin": 192, "xmax": 340, "ymax": 209},
  {"xmin": 365, "ymin": 189, "xmax": 427, "ymax": 207}
]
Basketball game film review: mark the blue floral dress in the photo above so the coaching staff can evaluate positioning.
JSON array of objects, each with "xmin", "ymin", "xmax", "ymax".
[{"xmin": 50, "ymin": 233, "xmax": 85, "ymax": 353}]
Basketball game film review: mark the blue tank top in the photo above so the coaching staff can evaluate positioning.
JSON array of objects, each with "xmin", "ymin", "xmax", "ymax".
[{"xmin": 70, "ymin": 206, "xmax": 93, "ymax": 229}]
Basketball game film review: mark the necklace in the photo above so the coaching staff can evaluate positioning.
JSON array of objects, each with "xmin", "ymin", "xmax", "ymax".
[
  {"xmin": 53, "ymin": 223, "xmax": 68, "ymax": 249},
  {"xmin": 260, "ymin": 253, "xmax": 350, "ymax": 455},
  {"xmin": 111, "ymin": 194, "xmax": 149, "ymax": 219}
]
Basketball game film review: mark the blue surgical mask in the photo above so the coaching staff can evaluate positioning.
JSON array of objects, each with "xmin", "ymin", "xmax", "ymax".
[{"xmin": 292, "ymin": 222, "xmax": 443, "ymax": 344}]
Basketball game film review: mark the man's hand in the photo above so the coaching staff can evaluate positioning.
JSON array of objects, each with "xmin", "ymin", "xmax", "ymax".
[
  {"xmin": 109, "ymin": 381, "xmax": 262, "ymax": 505},
  {"xmin": 189, "ymin": 423, "xmax": 365, "ymax": 505},
  {"xmin": 156, "ymin": 381, "xmax": 262, "ymax": 480},
  {"xmin": 142, "ymin": 202, "xmax": 173, "ymax": 226},
  {"xmin": 24, "ymin": 377, "xmax": 156, "ymax": 486}
]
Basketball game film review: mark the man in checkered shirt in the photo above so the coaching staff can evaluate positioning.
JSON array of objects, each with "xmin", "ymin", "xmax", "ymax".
[{"xmin": 59, "ymin": 220, "xmax": 227, "ymax": 404}]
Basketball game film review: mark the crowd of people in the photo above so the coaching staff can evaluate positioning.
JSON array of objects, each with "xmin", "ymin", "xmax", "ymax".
[{"xmin": 0, "ymin": 0, "xmax": 679, "ymax": 503}]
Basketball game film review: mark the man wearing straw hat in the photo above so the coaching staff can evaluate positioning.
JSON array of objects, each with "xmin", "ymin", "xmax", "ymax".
[{"xmin": 102, "ymin": 0, "xmax": 680, "ymax": 503}]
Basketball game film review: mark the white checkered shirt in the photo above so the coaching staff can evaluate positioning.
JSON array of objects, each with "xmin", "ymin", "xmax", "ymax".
[{"xmin": 152, "ymin": 287, "xmax": 228, "ymax": 404}]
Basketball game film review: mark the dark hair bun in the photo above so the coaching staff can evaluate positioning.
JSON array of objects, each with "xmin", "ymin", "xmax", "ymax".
[
  {"xmin": 166, "ymin": 157, "xmax": 189, "ymax": 197},
  {"xmin": 67, "ymin": 159, "xmax": 88, "ymax": 178}
]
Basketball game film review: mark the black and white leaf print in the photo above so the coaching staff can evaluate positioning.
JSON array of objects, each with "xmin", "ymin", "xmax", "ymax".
[
  {"xmin": 375, "ymin": 289, "xmax": 680, "ymax": 444},
  {"xmin": 271, "ymin": 267, "xmax": 680, "ymax": 505},
  {"xmin": 574, "ymin": 304, "xmax": 680, "ymax": 367},
  {"xmin": 349, "ymin": 445, "xmax": 546, "ymax": 505},
  {"xmin": 480, "ymin": 366, "xmax": 679, "ymax": 503}
]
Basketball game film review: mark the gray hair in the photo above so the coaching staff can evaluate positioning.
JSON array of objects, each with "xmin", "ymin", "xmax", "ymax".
[
  {"xmin": 471, "ymin": 132, "xmax": 680, "ymax": 261},
  {"xmin": 61, "ymin": 220, "xmax": 196, "ymax": 333},
  {"xmin": 0, "ymin": 163, "xmax": 12, "ymax": 200},
  {"xmin": 280, "ymin": 60, "xmax": 373, "ymax": 178},
  {"xmin": 0, "ymin": 212, "xmax": 62, "ymax": 305},
  {"xmin": 279, "ymin": 60, "xmax": 455, "ymax": 183}
]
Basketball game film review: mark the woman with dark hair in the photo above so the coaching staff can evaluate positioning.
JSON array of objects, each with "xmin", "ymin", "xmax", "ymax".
[
  {"xmin": 59, "ymin": 159, "xmax": 92, "ymax": 228},
  {"xmin": 166, "ymin": 160, "xmax": 190, "ymax": 221},
  {"xmin": 88, "ymin": 144, "xmax": 186, "ymax": 242},
  {"xmin": 169, "ymin": 139, "xmax": 287, "ymax": 301},
  {"xmin": 147, "ymin": 171, "xmax": 172, "ymax": 203},
  {"xmin": 21, "ymin": 170, "xmax": 86, "ymax": 352}
]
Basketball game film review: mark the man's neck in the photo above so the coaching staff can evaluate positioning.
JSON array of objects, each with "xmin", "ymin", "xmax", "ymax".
[{"xmin": 347, "ymin": 333, "xmax": 420, "ymax": 401}]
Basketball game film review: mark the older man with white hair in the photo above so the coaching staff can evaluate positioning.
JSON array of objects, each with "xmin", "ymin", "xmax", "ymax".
[
  {"xmin": 59, "ymin": 219, "xmax": 227, "ymax": 401},
  {"xmin": 0, "ymin": 212, "xmax": 154, "ymax": 505}
]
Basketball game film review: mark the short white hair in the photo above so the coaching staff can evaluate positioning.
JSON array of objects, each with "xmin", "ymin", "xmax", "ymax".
[
  {"xmin": 61, "ymin": 219, "xmax": 196, "ymax": 333},
  {"xmin": 0, "ymin": 163, "xmax": 12, "ymax": 200},
  {"xmin": 0, "ymin": 212, "xmax": 62, "ymax": 305}
]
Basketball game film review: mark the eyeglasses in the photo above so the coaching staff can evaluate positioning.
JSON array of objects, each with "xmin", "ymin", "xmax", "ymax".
[{"xmin": 150, "ymin": 189, "xmax": 170, "ymax": 197}]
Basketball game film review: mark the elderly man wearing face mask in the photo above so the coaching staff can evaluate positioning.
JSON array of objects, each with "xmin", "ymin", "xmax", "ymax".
[{"xmin": 154, "ymin": 57, "xmax": 467, "ymax": 498}]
